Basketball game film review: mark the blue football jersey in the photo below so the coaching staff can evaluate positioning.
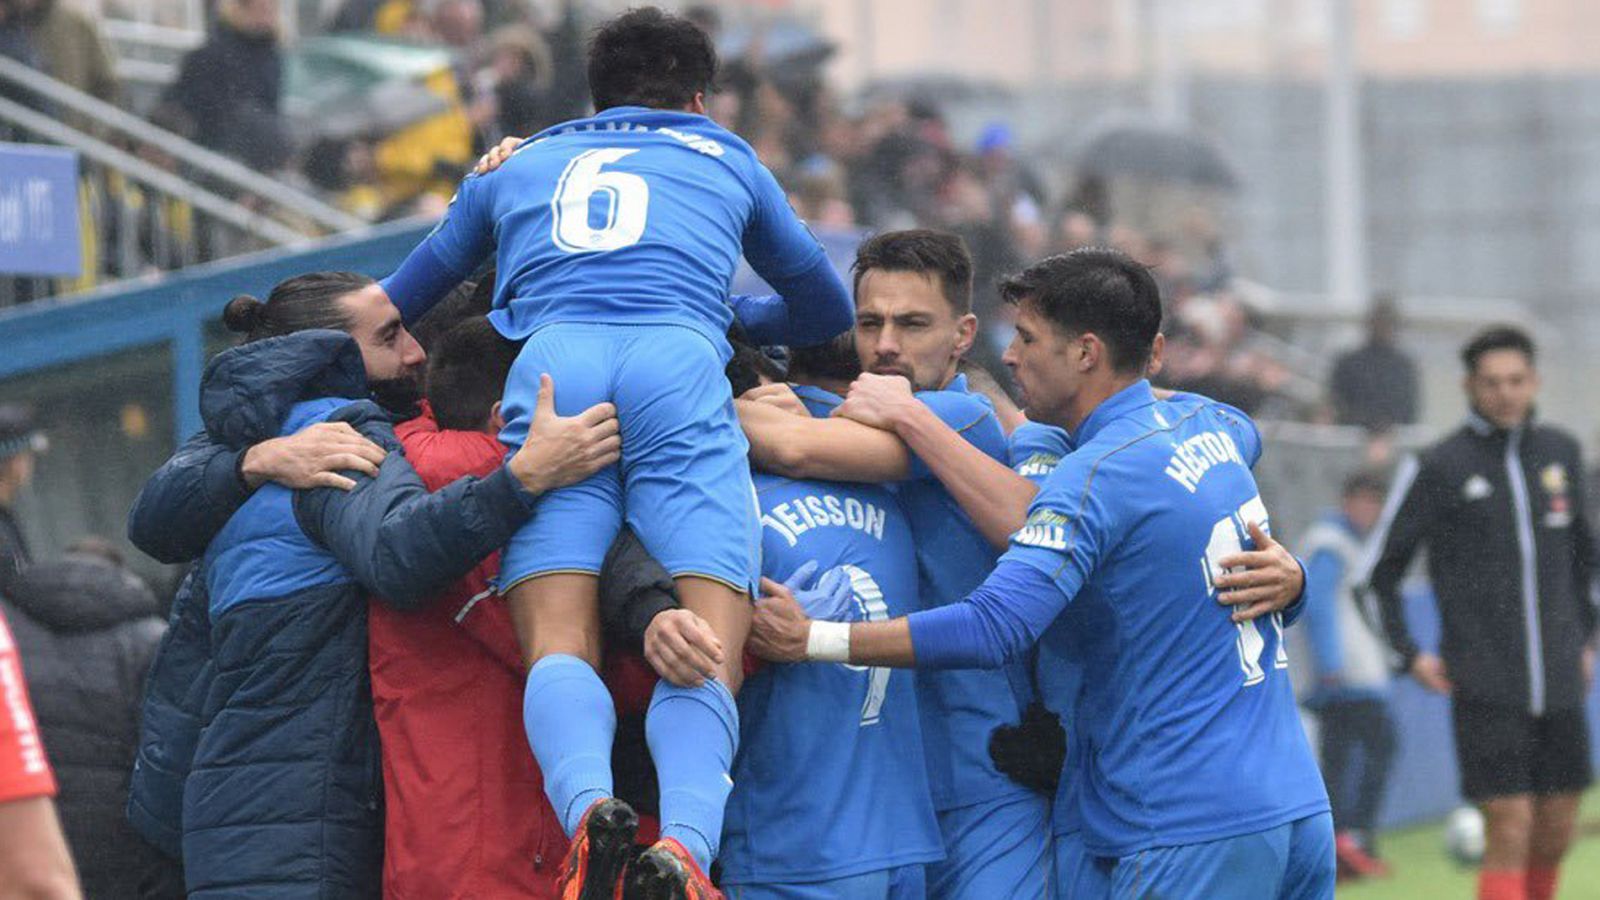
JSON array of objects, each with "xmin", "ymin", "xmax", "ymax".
[
  {"xmin": 720, "ymin": 467, "xmax": 942, "ymax": 884},
  {"xmin": 413, "ymin": 107, "xmax": 830, "ymax": 349},
  {"xmin": 895, "ymin": 374, "xmax": 1033, "ymax": 810},
  {"xmin": 1002, "ymin": 380, "xmax": 1328, "ymax": 856}
]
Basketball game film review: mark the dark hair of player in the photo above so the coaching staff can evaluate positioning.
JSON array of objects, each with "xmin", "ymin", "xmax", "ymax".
[
  {"xmin": 425, "ymin": 317, "xmax": 521, "ymax": 431},
  {"xmin": 222, "ymin": 271, "xmax": 374, "ymax": 343},
  {"xmin": 1460, "ymin": 325, "xmax": 1536, "ymax": 374},
  {"xmin": 725, "ymin": 329, "xmax": 784, "ymax": 397},
  {"xmin": 587, "ymin": 6, "xmax": 719, "ymax": 112},
  {"xmin": 999, "ymin": 248, "xmax": 1163, "ymax": 376},
  {"xmin": 1342, "ymin": 468, "xmax": 1388, "ymax": 499},
  {"xmin": 852, "ymin": 228, "xmax": 974, "ymax": 315},
  {"xmin": 787, "ymin": 332, "xmax": 861, "ymax": 384},
  {"xmin": 412, "ymin": 269, "xmax": 497, "ymax": 355}
]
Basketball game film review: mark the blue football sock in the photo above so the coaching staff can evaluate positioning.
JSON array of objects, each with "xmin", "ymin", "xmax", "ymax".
[
  {"xmin": 646, "ymin": 679, "xmax": 739, "ymax": 872},
  {"xmin": 523, "ymin": 654, "xmax": 616, "ymax": 837}
]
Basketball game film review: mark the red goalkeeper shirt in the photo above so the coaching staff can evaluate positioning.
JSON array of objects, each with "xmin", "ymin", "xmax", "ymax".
[{"xmin": 0, "ymin": 609, "xmax": 55, "ymax": 804}]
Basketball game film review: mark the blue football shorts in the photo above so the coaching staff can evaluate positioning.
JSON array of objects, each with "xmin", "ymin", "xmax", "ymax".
[
  {"xmin": 1110, "ymin": 812, "xmax": 1335, "ymax": 899},
  {"xmin": 725, "ymin": 865, "xmax": 925, "ymax": 900},
  {"xmin": 496, "ymin": 322, "xmax": 761, "ymax": 595},
  {"xmin": 927, "ymin": 793, "xmax": 1051, "ymax": 899},
  {"xmin": 1054, "ymin": 830, "xmax": 1112, "ymax": 900}
]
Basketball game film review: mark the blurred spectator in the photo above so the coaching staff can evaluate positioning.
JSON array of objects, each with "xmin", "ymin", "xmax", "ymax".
[
  {"xmin": 481, "ymin": 24, "xmax": 554, "ymax": 140},
  {"xmin": 1362, "ymin": 326, "xmax": 1596, "ymax": 900},
  {"xmin": 0, "ymin": 405, "xmax": 44, "ymax": 592},
  {"xmin": 164, "ymin": 0, "xmax": 289, "ymax": 172},
  {"xmin": 24, "ymin": 0, "xmax": 116, "ymax": 102},
  {"xmin": 0, "ymin": 606, "xmax": 81, "ymax": 900},
  {"xmin": 1, "ymin": 541, "xmax": 176, "ymax": 899},
  {"xmin": 1, "ymin": 0, "xmax": 117, "ymax": 134},
  {"xmin": 1299, "ymin": 470, "xmax": 1397, "ymax": 881},
  {"xmin": 0, "ymin": 0, "xmax": 45, "ymax": 83},
  {"xmin": 1328, "ymin": 295, "xmax": 1419, "ymax": 431}
]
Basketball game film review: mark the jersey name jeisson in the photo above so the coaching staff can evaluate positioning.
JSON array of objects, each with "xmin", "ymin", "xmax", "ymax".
[{"xmin": 720, "ymin": 447, "xmax": 941, "ymax": 884}]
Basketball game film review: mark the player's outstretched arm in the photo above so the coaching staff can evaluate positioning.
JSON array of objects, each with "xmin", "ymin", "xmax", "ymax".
[
  {"xmin": 740, "ymin": 163, "xmax": 854, "ymax": 347},
  {"xmin": 736, "ymin": 397, "xmax": 913, "ymax": 483},
  {"xmin": 835, "ymin": 373, "xmax": 1036, "ymax": 550},
  {"xmin": 0, "ymin": 796, "xmax": 81, "ymax": 899},
  {"xmin": 751, "ymin": 560, "xmax": 1069, "ymax": 671},
  {"xmin": 298, "ymin": 379, "xmax": 618, "ymax": 608},
  {"xmin": 1210, "ymin": 520, "xmax": 1307, "ymax": 623},
  {"xmin": 128, "ymin": 424, "xmax": 387, "ymax": 564}
]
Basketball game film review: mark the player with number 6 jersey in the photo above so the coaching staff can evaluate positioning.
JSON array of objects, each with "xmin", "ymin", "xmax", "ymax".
[{"xmin": 381, "ymin": 9, "xmax": 852, "ymax": 900}]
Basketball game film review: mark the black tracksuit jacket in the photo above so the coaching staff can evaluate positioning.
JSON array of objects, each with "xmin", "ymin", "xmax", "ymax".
[{"xmin": 1362, "ymin": 411, "xmax": 1598, "ymax": 714}]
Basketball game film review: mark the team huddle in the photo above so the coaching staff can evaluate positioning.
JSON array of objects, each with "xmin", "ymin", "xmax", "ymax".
[{"xmin": 125, "ymin": 7, "xmax": 1335, "ymax": 900}]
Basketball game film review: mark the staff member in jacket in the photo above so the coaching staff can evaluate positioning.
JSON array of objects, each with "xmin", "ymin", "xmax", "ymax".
[
  {"xmin": 1360, "ymin": 326, "xmax": 1598, "ymax": 900},
  {"xmin": 2, "ymin": 540, "xmax": 173, "ymax": 898},
  {"xmin": 126, "ymin": 271, "xmax": 621, "ymax": 898}
]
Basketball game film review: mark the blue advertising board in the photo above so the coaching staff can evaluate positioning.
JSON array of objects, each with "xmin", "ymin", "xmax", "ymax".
[{"xmin": 0, "ymin": 143, "xmax": 81, "ymax": 277}]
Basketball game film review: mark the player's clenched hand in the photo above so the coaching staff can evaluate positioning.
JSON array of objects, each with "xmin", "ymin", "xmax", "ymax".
[
  {"xmin": 645, "ymin": 608, "xmax": 725, "ymax": 688},
  {"xmin": 473, "ymin": 135, "xmax": 525, "ymax": 175},
  {"xmin": 749, "ymin": 577, "xmax": 812, "ymax": 663},
  {"xmin": 508, "ymin": 374, "xmax": 620, "ymax": 495},
  {"xmin": 833, "ymin": 372, "xmax": 919, "ymax": 431},
  {"xmin": 241, "ymin": 421, "xmax": 388, "ymax": 491},
  {"xmin": 741, "ymin": 382, "xmax": 808, "ymax": 417},
  {"xmin": 1411, "ymin": 652, "xmax": 1452, "ymax": 695},
  {"xmin": 1212, "ymin": 520, "xmax": 1304, "ymax": 622}
]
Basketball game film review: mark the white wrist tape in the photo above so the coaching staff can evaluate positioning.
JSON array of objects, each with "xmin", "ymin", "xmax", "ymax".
[{"xmin": 806, "ymin": 620, "xmax": 851, "ymax": 663}]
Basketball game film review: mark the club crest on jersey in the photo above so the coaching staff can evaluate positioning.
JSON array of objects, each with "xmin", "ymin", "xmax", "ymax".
[
  {"xmin": 1015, "ymin": 509, "xmax": 1070, "ymax": 550},
  {"xmin": 1462, "ymin": 474, "xmax": 1493, "ymax": 501}
]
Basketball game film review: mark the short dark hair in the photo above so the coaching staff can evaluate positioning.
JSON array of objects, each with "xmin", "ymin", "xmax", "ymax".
[
  {"xmin": 425, "ymin": 317, "xmax": 520, "ymax": 431},
  {"xmin": 787, "ymin": 332, "xmax": 861, "ymax": 384},
  {"xmin": 222, "ymin": 271, "xmax": 373, "ymax": 343},
  {"xmin": 725, "ymin": 331, "xmax": 784, "ymax": 398},
  {"xmin": 1342, "ymin": 468, "xmax": 1387, "ymax": 499},
  {"xmin": 998, "ymin": 248, "xmax": 1163, "ymax": 375},
  {"xmin": 587, "ymin": 7, "xmax": 717, "ymax": 112},
  {"xmin": 1461, "ymin": 325, "xmax": 1535, "ymax": 374},
  {"xmin": 852, "ymin": 229, "xmax": 973, "ymax": 315},
  {"xmin": 412, "ymin": 270, "xmax": 496, "ymax": 355}
]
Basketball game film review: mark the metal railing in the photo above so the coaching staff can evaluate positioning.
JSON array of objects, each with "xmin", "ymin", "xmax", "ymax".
[
  {"xmin": 0, "ymin": 56, "xmax": 371, "ymax": 305},
  {"xmin": 0, "ymin": 55, "xmax": 366, "ymax": 233}
]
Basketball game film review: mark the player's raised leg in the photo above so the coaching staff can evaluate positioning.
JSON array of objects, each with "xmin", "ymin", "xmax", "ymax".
[
  {"xmin": 500, "ymin": 328, "xmax": 635, "ymax": 900},
  {"xmin": 617, "ymin": 329, "xmax": 761, "ymax": 899}
]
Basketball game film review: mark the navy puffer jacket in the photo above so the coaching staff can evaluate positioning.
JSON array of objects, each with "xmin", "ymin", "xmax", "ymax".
[{"xmin": 126, "ymin": 330, "xmax": 538, "ymax": 897}]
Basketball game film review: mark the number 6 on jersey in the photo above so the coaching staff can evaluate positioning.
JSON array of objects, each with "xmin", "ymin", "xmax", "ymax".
[{"xmin": 552, "ymin": 148, "xmax": 650, "ymax": 253}]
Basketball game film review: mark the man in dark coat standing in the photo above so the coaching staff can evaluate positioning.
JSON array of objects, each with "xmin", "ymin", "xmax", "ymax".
[{"xmin": 2, "ymin": 541, "xmax": 174, "ymax": 898}]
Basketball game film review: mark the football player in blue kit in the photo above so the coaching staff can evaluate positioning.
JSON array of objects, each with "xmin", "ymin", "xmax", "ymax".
[
  {"xmin": 751, "ymin": 249, "xmax": 1334, "ymax": 900},
  {"xmin": 378, "ymin": 9, "xmax": 852, "ymax": 899},
  {"xmin": 719, "ymin": 338, "xmax": 943, "ymax": 900},
  {"xmin": 737, "ymin": 230, "xmax": 1051, "ymax": 898}
]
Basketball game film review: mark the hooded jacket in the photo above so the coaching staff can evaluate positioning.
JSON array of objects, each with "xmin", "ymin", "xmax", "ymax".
[
  {"xmin": 127, "ymin": 330, "xmax": 538, "ymax": 897},
  {"xmin": 2, "ymin": 553, "xmax": 170, "ymax": 898},
  {"xmin": 1360, "ymin": 411, "xmax": 1599, "ymax": 713}
]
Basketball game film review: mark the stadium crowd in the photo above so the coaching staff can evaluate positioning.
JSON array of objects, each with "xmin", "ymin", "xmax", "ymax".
[
  {"xmin": 0, "ymin": 0, "xmax": 1304, "ymax": 417},
  {"xmin": 0, "ymin": 6, "xmax": 1594, "ymax": 900}
]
